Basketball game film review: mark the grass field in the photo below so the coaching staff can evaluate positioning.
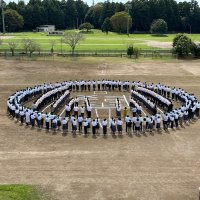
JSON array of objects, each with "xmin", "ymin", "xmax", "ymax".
[
  {"xmin": 0, "ymin": 185, "xmax": 42, "ymax": 200},
  {"xmin": 1, "ymin": 29, "xmax": 200, "ymax": 51}
]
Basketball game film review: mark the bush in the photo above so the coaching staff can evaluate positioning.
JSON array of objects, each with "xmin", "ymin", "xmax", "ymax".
[
  {"xmin": 127, "ymin": 46, "xmax": 134, "ymax": 57},
  {"xmin": 150, "ymin": 19, "xmax": 168, "ymax": 34},
  {"xmin": 172, "ymin": 34, "xmax": 194, "ymax": 57},
  {"xmin": 79, "ymin": 23, "xmax": 94, "ymax": 32}
]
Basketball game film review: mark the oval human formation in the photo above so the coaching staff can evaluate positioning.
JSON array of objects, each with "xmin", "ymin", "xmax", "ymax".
[{"xmin": 7, "ymin": 80, "xmax": 200, "ymax": 136}]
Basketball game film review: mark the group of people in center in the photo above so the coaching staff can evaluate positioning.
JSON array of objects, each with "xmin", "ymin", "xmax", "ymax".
[{"xmin": 7, "ymin": 80, "xmax": 200, "ymax": 136}]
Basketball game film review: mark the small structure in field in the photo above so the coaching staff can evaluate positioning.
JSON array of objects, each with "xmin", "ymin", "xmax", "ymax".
[
  {"xmin": 48, "ymin": 31, "xmax": 64, "ymax": 36},
  {"xmin": 36, "ymin": 25, "xmax": 55, "ymax": 32}
]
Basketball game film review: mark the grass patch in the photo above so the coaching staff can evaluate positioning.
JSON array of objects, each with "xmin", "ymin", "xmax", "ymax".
[
  {"xmin": 1, "ymin": 29, "xmax": 200, "ymax": 51},
  {"xmin": 0, "ymin": 185, "xmax": 42, "ymax": 200}
]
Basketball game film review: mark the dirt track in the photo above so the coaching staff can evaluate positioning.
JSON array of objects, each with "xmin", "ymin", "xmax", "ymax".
[{"xmin": 0, "ymin": 57, "xmax": 200, "ymax": 200}]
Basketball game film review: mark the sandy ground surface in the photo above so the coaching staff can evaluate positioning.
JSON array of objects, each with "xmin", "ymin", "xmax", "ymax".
[{"xmin": 0, "ymin": 57, "xmax": 200, "ymax": 200}]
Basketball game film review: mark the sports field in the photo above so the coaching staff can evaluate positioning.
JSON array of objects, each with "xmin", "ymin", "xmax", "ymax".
[
  {"xmin": 0, "ymin": 57, "xmax": 200, "ymax": 200},
  {"xmin": 1, "ymin": 29, "xmax": 200, "ymax": 51}
]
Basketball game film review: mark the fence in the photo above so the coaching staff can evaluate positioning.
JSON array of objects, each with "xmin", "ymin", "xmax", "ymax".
[{"xmin": 0, "ymin": 48, "xmax": 173, "ymax": 58}]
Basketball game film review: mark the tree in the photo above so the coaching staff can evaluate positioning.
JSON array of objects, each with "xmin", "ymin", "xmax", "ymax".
[
  {"xmin": 4, "ymin": 9, "xmax": 24, "ymax": 32},
  {"xmin": 8, "ymin": 42, "xmax": 17, "ymax": 56},
  {"xmin": 101, "ymin": 17, "xmax": 112, "ymax": 34},
  {"xmin": 22, "ymin": 38, "xmax": 32, "ymax": 54},
  {"xmin": 150, "ymin": 19, "xmax": 168, "ymax": 34},
  {"xmin": 133, "ymin": 47, "xmax": 140, "ymax": 59},
  {"xmin": 79, "ymin": 22, "xmax": 94, "ymax": 32},
  {"xmin": 127, "ymin": 46, "xmax": 134, "ymax": 58},
  {"xmin": 85, "ymin": 4, "xmax": 103, "ymax": 29},
  {"xmin": 172, "ymin": 34, "xmax": 194, "ymax": 57},
  {"xmin": 110, "ymin": 11, "xmax": 132, "ymax": 33},
  {"xmin": 27, "ymin": 40, "xmax": 40, "ymax": 57},
  {"xmin": 63, "ymin": 33, "xmax": 84, "ymax": 55}
]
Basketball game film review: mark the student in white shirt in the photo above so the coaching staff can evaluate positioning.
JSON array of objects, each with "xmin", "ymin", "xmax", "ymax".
[
  {"xmin": 72, "ymin": 118, "xmax": 77, "ymax": 133},
  {"xmin": 78, "ymin": 115, "xmax": 83, "ymax": 132},
  {"xmin": 62, "ymin": 117, "xmax": 68, "ymax": 134},
  {"xmin": 80, "ymin": 106, "xmax": 85, "ymax": 118},
  {"xmin": 92, "ymin": 120, "xmax": 97, "ymax": 135},
  {"xmin": 83, "ymin": 120, "xmax": 88, "ymax": 134},
  {"xmin": 102, "ymin": 119, "xmax": 107, "ymax": 135},
  {"xmin": 117, "ymin": 118, "xmax": 123, "ymax": 133}
]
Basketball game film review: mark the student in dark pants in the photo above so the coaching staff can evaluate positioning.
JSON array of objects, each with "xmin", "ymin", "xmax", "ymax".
[{"xmin": 102, "ymin": 119, "xmax": 107, "ymax": 135}]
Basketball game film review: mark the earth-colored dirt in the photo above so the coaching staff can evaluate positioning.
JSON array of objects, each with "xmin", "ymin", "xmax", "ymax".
[{"xmin": 0, "ymin": 57, "xmax": 200, "ymax": 200}]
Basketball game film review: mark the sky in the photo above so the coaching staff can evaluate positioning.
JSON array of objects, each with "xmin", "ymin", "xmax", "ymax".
[{"xmin": 4, "ymin": 0, "xmax": 200, "ymax": 6}]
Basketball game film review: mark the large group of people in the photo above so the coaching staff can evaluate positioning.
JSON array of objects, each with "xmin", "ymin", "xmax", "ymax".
[{"xmin": 7, "ymin": 80, "xmax": 200, "ymax": 136}]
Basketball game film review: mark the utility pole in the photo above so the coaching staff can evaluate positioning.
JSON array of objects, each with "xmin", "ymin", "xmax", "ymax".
[
  {"xmin": 125, "ymin": 3, "xmax": 132, "ymax": 36},
  {"xmin": 1, "ymin": 0, "xmax": 6, "ymax": 34}
]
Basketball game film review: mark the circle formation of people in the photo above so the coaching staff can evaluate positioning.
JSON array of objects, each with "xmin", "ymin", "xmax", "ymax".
[{"xmin": 7, "ymin": 80, "xmax": 200, "ymax": 136}]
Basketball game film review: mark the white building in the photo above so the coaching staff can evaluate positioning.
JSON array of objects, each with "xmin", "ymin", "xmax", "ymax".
[{"xmin": 36, "ymin": 25, "xmax": 55, "ymax": 32}]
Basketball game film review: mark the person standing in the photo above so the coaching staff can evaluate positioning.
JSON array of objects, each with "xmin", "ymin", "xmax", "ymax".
[
  {"xmin": 127, "ymin": 119, "xmax": 132, "ymax": 134},
  {"xmin": 72, "ymin": 118, "xmax": 77, "ymax": 134},
  {"xmin": 87, "ymin": 105, "xmax": 92, "ymax": 118},
  {"xmin": 78, "ymin": 115, "xmax": 83, "ymax": 132},
  {"xmin": 52, "ymin": 118, "xmax": 57, "ymax": 132},
  {"xmin": 156, "ymin": 116, "xmax": 161, "ymax": 131},
  {"xmin": 92, "ymin": 119, "xmax": 97, "ymax": 135},
  {"xmin": 80, "ymin": 106, "xmax": 85, "ymax": 118},
  {"xmin": 30, "ymin": 113, "xmax": 35, "ymax": 128},
  {"xmin": 37, "ymin": 114, "xmax": 42, "ymax": 129},
  {"xmin": 111, "ymin": 119, "xmax": 117, "ymax": 134},
  {"xmin": 125, "ymin": 115, "xmax": 131, "ymax": 132},
  {"xmin": 96, "ymin": 118, "xmax": 100, "ymax": 134},
  {"xmin": 62, "ymin": 117, "xmax": 68, "ymax": 134},
  {"xmin": 102, "ymin": 119, "xmax": 107, "ymax": 135},
  {"xmin": 19, "ymin": 109, "xmax": 25, "ymax": 124},
  {"xmin": 45, "ymin": 116, "xmax": 50, "ymax": 130},
  {"xmin": 135, "ymin": 118, "xmax": 140, "ymax": 134},
  {"xmin": 25, "ymin": 110, "xmax": 31, "ymax": 126},
  {"xmin": 117, "ymin": 118, "xmax": 123, "ymax": 134},
  {"xmin": 83, "ymin": 120, "xmax": 88, "ymax": 135},
  {"xmin": 123, "ymin": 107, "xmax": 128, "ymax": 119},
  {"xmin": 116, "ymin": 105, "xmax": 121, "ymax": 118}
]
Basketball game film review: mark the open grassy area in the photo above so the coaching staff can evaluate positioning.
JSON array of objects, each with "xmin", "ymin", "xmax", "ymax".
[
  {"xmin": 0, "ymin": 185, "xmax": 42, "ymax": 200},
  {"xmin": 1, "ymin": 29, "xmax": 200, "ymax": 52}
]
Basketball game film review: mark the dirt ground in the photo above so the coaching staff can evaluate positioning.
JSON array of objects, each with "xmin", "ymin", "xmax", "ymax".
[{"xmin": 0, "ymin": 57, "xmax": 200, "ymax": 200}]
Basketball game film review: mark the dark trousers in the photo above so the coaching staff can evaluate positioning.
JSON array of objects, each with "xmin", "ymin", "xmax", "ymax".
[
  {"xmin": 92, "ymin": 126, "xmax": 96, "ymax": 135},
  {"xmin": 46, "ymin": 122, "xmax": 49, "ymax": 130},
  {"xmin": 103, "ymin": 126, "xmax": 107, "ymax": 134},
  {"xmin": 84, "ymin": 126, "xmax": 87, "ymax": 134},
  {"xmin": 79, "ymin": 122, "xmax": 82, "ymax": 131}
]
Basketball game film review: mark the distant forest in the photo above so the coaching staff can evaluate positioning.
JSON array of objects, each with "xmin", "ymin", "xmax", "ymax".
[{"xmin": 0, "ymin": 0, "xmax": 200, "ymax": 33}]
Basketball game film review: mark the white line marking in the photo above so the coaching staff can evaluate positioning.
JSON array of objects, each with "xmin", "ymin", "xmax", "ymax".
[
  {"xmin": 157, "ymin": 107, "xmax": 164, "ymax": 114},
  {"xmin": 141, "ymin": 110, "xmax": 146, "ymax": 116},
  {"xmin": 95, "ymin": 109, "xmax": 98, "ymax": 117},
  {"xmin": 94, "ymin": 91, "xmax": 107, "ymax": 95},
  {"xmin": 60, "ymin": 107, "xmax": 66, "ymax": 116},
  {"xmin": 123, "ymin": 95, "xmax": 129, "ymax": 106},
  {"xmin": 42, "ymin": 103, "xmax": 53, "ymax": 112}
]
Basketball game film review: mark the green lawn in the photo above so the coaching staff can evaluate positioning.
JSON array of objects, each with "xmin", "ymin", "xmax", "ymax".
[
  {"xmin": 0, "ymin": 185, "xmax": 42, "ymax": 200},
  {"xmin": 1, "ymin": 29, "xmax": 200, "ymax": 52}
]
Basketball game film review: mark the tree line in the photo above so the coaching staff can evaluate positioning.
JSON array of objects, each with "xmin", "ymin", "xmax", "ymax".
[{"xmin": 0, "ymin": 0, "xmax": 200, "ymax": 33}]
